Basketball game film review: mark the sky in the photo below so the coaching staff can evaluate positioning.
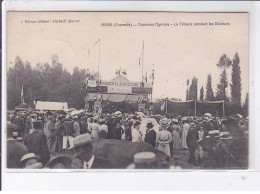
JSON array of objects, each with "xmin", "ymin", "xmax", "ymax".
[{"xmin": 7, "ymin": 12, "xmax": 248, "ymax": 102}]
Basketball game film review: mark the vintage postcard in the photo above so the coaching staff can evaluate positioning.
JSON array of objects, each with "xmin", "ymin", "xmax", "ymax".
[{"xmin": 5, "ymin": 12, "xmax": 248, "ymax": 170}]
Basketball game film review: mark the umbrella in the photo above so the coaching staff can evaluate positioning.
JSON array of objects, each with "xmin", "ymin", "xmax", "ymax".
[
  {"xmin": 14, "ymin": 103, "xmax": 30, "ymax": 111},
  {"xmin": 78, "ymin": 110, "xmax": 85, "ymax": 114},
  {"xmin": 114, "ymin": 111, "xmax": 121, "ymax": 115},
  {"xmin": 136, "ymin": 112, "xmax": 145, "ymax": 117},
  {"xmin": 204, "ymin": 113, "xmax": 212, "ymax": 117},
  {"xmin": 236, "ymin": 114, "xmax": 243, "ymax": 118},
  {"xmin": 71, "ymin": 110, "xmax": 79, "ymax": 116},
  {"xmin": 91, "ymin": 138, "xmax": 169, "ymax": 169},
  {"xmin": 181, "ymin": 116, "xmax": 188, "ymax": 121}
]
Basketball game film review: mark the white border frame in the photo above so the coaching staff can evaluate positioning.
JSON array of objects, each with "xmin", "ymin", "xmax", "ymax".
[{"xmin": 2, "ymin": 0, "xmax": 260, "ymax": 190}]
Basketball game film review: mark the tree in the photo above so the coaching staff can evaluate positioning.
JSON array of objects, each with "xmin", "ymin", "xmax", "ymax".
[
  {"xmin": 200, "ymin": 86, "xmax": 204, "ymax": 101},
  {"xmin": 216, "ymin": 69, "xmax": 228, "ymax": 100},
  {"xmin": 7, "ymin": 55, "xmax": 98, "ymax": 110},
  {"xmin": 230, "ymin": 52, "xmax": 242, "ymax": 112},
  {"xmin": 216, "ymin": 54, "xmax": 232, "ymax": 101},
  {"xmin": 188, "ymin": 77, "xmax": 198, "ymax": 100},
  {"xmin": 205, "ymin": 74, "xmax": 214, "ymax": 101},
  {"xmin": 242, "ymin": 93, "xmax": 249, "ymax": 116}
]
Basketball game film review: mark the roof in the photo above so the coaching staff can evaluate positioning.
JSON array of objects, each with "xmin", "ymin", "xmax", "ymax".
[
  {"xmin": 111, "ymin": 75, "xmax": 130, "ymax": 82},
  {"xmin": 35, "ymin": 101, "xmax": 68, "ymax": 111}
]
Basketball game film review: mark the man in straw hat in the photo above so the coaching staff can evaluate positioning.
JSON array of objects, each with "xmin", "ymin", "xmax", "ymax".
[
  {"xmin": 70, "ymin": 133, "xmax": 111, "ymax": 169},
  {"xmin": 20, "ymin": 153, "xmax": 42, "ymax": 168}
]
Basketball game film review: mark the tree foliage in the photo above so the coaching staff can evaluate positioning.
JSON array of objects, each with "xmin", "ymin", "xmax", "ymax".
[
  {"xmin": 188, "ymin": 77, "xmax": 198, "ymax": 100},
  {"xmin": 216, "ymin": 54, "xmax": 231, "ymax": 101},
  {"xmin": 7, "ymin": 55, "xmax": 97, "ymax": 110},
  {"xmin": 200, "ymin": 86, "xmax": 204, "ymax": 101},
  {"xmin": 230, "ymin": 52, "xmax": 242, "ymax": 112},
  {"xmin": 205, "ymin": 74, "xmax": 214, "ymax": 101}
]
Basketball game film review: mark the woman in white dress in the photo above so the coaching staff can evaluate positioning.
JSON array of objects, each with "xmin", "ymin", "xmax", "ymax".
[
  {"xmin": 181, "ymin": 120, "xmax": 190, "ymax": 149},
  {"xmin": 157, "ymin": 118, "xmax": 172, "ymax": 156},
  {"xmin": 91, "ymin": 117, "xmax": 99, "ymax": 139},
  {"xmin": 98, "ymin": 119, "xmax": 108, "ymax": 139},
  {"xmin": 132, "ymin": 121, "xmax": 142, "ymax": 143},
  {"xmin": 171, "ymin": 119, "xmax": 181, "ymax": 150}
]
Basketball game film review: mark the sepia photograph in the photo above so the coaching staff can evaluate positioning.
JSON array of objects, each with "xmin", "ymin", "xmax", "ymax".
[{"xmin": 5, "ymin": 11, "xmax": 249, "ymax": 170}]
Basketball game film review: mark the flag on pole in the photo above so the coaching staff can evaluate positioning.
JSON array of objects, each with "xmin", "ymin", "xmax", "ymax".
[
  {"xmin": 160, "ymin": 101, "xmax": 165, "ymax": 111},
  {"xmin": 21, "ymin": 85, "xmax": 24, "ymax": 103}
]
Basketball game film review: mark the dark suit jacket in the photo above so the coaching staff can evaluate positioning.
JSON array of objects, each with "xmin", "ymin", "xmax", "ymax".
[
  {"xmin": 24, "ymin": 131, "xmax": 50, "ymax": 165},
  {"xmin": 7, "ymin": 140, "xmax": 28, "ymax": 168},
  {"xmin": 186, "ymin": 129, "xmax": 199, "ymax": 148},
  {"xmin": 144, "ymin": 129, "xmax": 157, "ymax": 148},
  {"xmin": 63, "ymin": 121, "xmax": 74, "ymax": 136},
  {"xmin": 80, "ymin": 156, "xmax": 111, "ymax": 169},
  {"xmin": 91, "ymin": 157, "xmax": 111, "ymax": 169}
]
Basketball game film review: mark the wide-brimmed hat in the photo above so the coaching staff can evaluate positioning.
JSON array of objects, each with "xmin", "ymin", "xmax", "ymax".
[
  {"xmin": 45, "ymin": 156, "xmax": 72, "ymax": 169},
  {"xmin": 208, "ymin": 130, "xmax": 220, "ymax": 137},
  {"xmin": 172, "ymin": 118, "xmax": 178, "ymax": 123},
  {"xmin": 159, "ymin": 118, "xmax": 171, "ymax": 127},
  {"xmin": 69, "ymin": 133, "xmax": 92, "ymax": 150},
  {"xmin": 20, "ymin": 153, "xmax": 40, "ymax": 167}
]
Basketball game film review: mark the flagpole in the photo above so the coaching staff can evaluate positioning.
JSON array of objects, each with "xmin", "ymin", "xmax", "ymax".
[
  {"xmin": 142, "ymin": 40, "xmax": 144, "ymax": 84},
  {"xmin": 98, "ymin": 38, "xmax": 100, "ymax": 79}
]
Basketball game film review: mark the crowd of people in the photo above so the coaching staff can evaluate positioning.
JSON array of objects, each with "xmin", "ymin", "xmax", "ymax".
[{"xmin": 7, "ymin": 109, "xmax": 249, "ymax": 169}]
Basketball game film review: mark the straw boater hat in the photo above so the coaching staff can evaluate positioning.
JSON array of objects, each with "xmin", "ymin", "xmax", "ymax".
[
  {"xmin": 126, "ymin": 152, "xmax": 156, "ymax": 169},
  {"xmin": 159, "ymin": 118, "xmax": 171, "ymax": 127},
  {"xmin": 69, "ymin": 133, "xmax": 92, "ymax": 150},
  {"xmin": 20, "ymin": 153, "xmax": 40, "ymax": 168}
]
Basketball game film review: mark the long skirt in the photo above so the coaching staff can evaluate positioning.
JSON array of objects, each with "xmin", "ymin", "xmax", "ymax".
[
  {"xmin": 172, "ymin": 131, "xmax": 181, "ymax": 150},
  {"xmin": 158, "ymin": 143, "xmax": 170, "ymax": 157},
  {"xmin": 91, "ymin": 129, "xmax": 99, "ymax": 139},
  {"xmin": 181, "ymin": 129, "xmax": 189, "ymax": 149}
]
